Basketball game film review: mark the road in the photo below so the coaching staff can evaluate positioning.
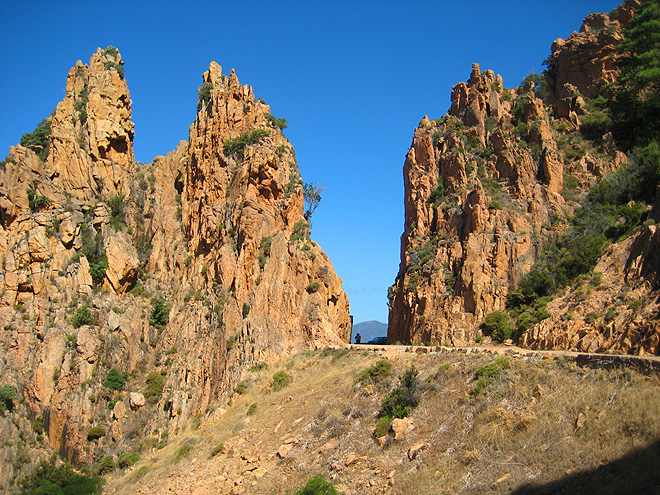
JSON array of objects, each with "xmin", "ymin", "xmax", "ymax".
[{"xmin": 346, "ymin": 342, "xmax": 660, "ymax": 372}]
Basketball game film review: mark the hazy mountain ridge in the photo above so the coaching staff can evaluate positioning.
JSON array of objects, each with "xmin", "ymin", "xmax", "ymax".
[{"xmin": 352, "ymin": 320, "xmax": 388, "ymax": 343}]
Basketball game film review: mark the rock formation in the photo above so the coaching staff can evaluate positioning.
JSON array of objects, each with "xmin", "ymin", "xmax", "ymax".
[
  {"xmin": 0, "ymin": 49, "xmax": 349, "ymax": 488},
  {"xmin": 547, "ymin": 0, "xmax": 640, "ymax": 118},
  {"xmin": 388, "ymin": 64, "xmax": 572, "ymax": 346},
  {"xmin": 388, "ymin": 1, "xmax": 658, "ymax": 356}
]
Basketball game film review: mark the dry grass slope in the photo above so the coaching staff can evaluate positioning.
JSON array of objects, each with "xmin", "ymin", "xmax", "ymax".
[{"xmin": 104, "ymin": 348, "xmax": 660, "ymax": 495}]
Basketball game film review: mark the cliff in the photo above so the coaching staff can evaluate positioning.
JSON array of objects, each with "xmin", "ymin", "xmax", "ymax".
[
  {"xmin": 0, "ymin": 50, "xmax": 349, "ymax": 490},
  {"xmin": 388, "ymin": 0, "xmax": 659, "ymax": 356}
]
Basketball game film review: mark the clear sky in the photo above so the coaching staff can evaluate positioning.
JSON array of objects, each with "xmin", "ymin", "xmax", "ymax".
[{"xmin": 1, "ymin": 0, "xmax": 621, "ymax": 324}]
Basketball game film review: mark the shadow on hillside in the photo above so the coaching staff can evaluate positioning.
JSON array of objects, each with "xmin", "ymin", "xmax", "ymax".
[{"xmin": 512, "ymin": 439, "xmax": 660, "ymax": 495}]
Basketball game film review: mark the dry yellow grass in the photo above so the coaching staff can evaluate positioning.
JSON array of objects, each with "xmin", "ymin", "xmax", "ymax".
[{"xmin": 104, "ymin": 348, "xmax": 660, "ymax": 495}]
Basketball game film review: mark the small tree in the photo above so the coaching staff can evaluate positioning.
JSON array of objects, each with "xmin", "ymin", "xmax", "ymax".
[
  {"xmin": 150, "ymin": 296, "xmax": 170, "ymax": 328},
  {"xmin": 144, "ymin": 371, "xmax": 166, "ymax": 404},
  {"xmin": 0, "ymin": 385, "xmax": 16, "ymax": 412},
  {"xmin": 303, "ymin": 182, "xmax": 325, "ymax": 221},
  {"xmin": 197, "ymin": 82, "xmax": 213, "ymax": 111},
  {"xmin": 20, "ymin": 118, "xmax": 52, "ymax": 161},
  {"xmin": 483, "ymin": 311, "xmax": 513, "ymax": 342},
  {"xmin": 103, "ymin": 368, "xmax": 126, "ymax": 390},
  {"xmin": 611, "ymin": 0, "xmax": 660, "ymax": 150},
  {"xmin": 71, "ymin": 304, "xmax": 94, "ymax": 328}
]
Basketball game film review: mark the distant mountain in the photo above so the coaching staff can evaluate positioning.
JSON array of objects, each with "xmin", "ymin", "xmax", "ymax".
[{"xmin": 352, "ymin": 320, "xmax": 387, "ymax": 343}]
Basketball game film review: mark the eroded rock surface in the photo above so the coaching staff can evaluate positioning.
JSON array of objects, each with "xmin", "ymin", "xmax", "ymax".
[
  {"xmin": 0, "ymin": 50, "xmax": 349, "ymax": 485},
  {"xmin": 388, "ymin": 1, "xmax": 658, "ymax": 356}
]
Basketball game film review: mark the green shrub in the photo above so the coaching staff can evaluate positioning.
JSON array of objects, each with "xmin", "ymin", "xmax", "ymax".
[
  {"xmin": 108, "ymin": 195, "xmax": 126, "ymax": 230},
  {"xmin": 242, "ymin": 303, "xmax": 250, "ymax": 318},
  {"xmin": 103, "ymin": 60, "xmax": 125, "ymax": 79},
  {"xmin": 75, "ymin": 85, "xmax": 90, "ymax": 124},
  {"xmin": 211, "ymin": 443, "xmax": 224, "ymax": 457},
  {"xmin": 472, "ymin": 357, "xmax": 510, "ymax": 395},
  {"xmin": 144, "ymin": 371, "xmax": 166, "ymax": 404},
  {"xmin": 374, "ymin": 416, "xmax": 392, "ymax": 438},
  {"xmin": 97, "ymin": 456, "xmax": 115, "ymax": 474},
  {"xmin": 78, "ymin": 224, "xmax": 107, "ymax": 286},
  {"xmin": 72, "ymin": 304, "xmax": 94, "ymax": 328},
  {"xmin": 356, "ymin": 359, "xmax": 392, "ymax": 385},
  {"xmin": 32, "ymin": 417, "xmax": 44, "ymax": 434},
  {"xmin": 226, "ymin": 333, "xmax": 239, "ymax": 349},
  {"xmin": 380, "ymin": 366, "xmax": 419, "ymax": 419},
  {"xmin": 247, "ymin": 402, "xmax": 258, "ymax": 416},
  {"xmin": 260, "ymin": 235, "xmax": 273, "ymax": 256},
  {"xmin": 585, "ymin": 312, "xmax": 600, "ymax": 324},
  {"xmin": 0, "ymin": 384, "xmax": 16, "ymax": 412},
  {"xmin": 271, "ymin": 370, "xmax": 291, "ymax": 391},
  {"xmin": 197, "ymin": 82, "xmax": 213, "ymax": 111},
  {"xmin": 20, "ymin": 459, "xmax": 104, "ymax": 495},
  {"xmin": 250, "ymin": 362, "xmax": 268, "ymax": 372},
  {"xmin": 306, "ymin": 281, "xmax": 320, "ymax": 293},
  {"xmin": 87, "ymin": 426, "xmax": 106, "ymax": 441},
  {"xmin": 149, "ymin": 296, "xmax": 170, "ymax": 328},
  {"xmin": 291, "ymin": 220, "xmax": 310, "ymax": 241},
  {"xmin": 172, "ymin": 444, "xmax": 193, "ymax": 464},
  {"xmin": 20, "ymin": 118, "xmax": 52, "ymax": 161},
  {"xmin": 292, "ymin": 474, "xmax": 344, "ymax": 495},
  {"xmin": 482, "ymin": 311, "xmax": 512, "ymax": 342},
  {"xmin": 629, "ymin": 299, "xmax": 643, "ymax": 310},
  {"xmin": 103, "ymin": 367, "xmax": 126, "ymax": 390},
  {"xmin": 14, "ymin": 449, "xmax": 31, "ymax": 470},
  {"xmin": 103, "ymin": 46, "xmax": 119, "ymax": 58},
  {"xmin": 580, "ymin": 108, "xmax": 612, "ymax": 141},
  {"xmin": 27, "ymin": 188, "xmax": 50, "ymax": 212},
  {"xmin": 233, "ymin": 381, "xmax": 247, "ymax": 395},
  {"xmin": 222, "ymin": 129, "xmax": 270, "ymax": 158},
  {"xmin": 319, "ymin": 348, "xmax": 348, "ymax": 362},
  {"xmin": 190, "ymin": 414, "xmax": 204, "ymax": 430},
  {"xmin": 266, "ymin": 114, "xmax": 288, "ymax": 129},
  {"xmin": 428, "ymin": 179, "xmax": 445, "ymax": 206}
]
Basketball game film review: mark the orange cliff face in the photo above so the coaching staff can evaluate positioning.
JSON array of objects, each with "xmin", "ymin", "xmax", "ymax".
[
  {"xmin": 0, "ymin": 51, "xmax": 350, "ymax": 477},
  {"xmin": 387, "ymin": 0, "xmax": 658, "ymax": 356},
  {"xmin": 388, "ymin": 63, "xmax": 572, "ymax": 347}
]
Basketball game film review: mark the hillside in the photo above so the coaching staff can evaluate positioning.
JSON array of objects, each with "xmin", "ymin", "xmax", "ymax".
[{"xmin": 102, "ymin": 347, "xmax": 660, "ymax": 494}]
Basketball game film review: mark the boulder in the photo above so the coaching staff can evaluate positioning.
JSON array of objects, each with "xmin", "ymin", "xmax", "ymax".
[
  {"xmin": 129, "ymin": 392, "xmax": 146, "ymax": 410},
  {"xmin": 104, "ymin": 231, "xmax": 139, "ymax": 294}
]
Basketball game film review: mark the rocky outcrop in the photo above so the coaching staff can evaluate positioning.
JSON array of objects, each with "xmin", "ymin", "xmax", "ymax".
[
  {"xmin": 548, "ymin": 0, "xmax": 640, "ymax": 117},
  {"xmin": 47, "ymin": 47, "xmax": 135, "ymax": 200},
  {"xmin": 388, "ymin": 3, "xmax": 658, "ymax": 356},
  {"xmin": 522, "ymin": 222, "xmax": 660, "ymax": 355},
  {"xmin": 0, "ymin": 50, "xmax": 350, "ymax": 485},
  {"xmin": 388, "ymin": 57, "xmax": 627, "ymax": 346}
]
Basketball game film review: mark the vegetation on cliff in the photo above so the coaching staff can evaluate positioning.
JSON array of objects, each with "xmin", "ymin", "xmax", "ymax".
[
  {"xmin": 389, "ymin": 1, "xmax": 660, "ymax": 354},
  {"xmin": 504, "ymin": 1, "xmax": 660, "ymax": 338}
]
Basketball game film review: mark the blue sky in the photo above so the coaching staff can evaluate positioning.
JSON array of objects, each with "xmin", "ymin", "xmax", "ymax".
[{"xmin": 1, "ymin": 1, "xmax": 621, "ymax": 324}]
